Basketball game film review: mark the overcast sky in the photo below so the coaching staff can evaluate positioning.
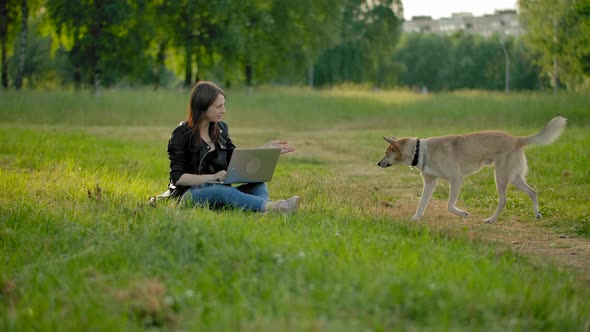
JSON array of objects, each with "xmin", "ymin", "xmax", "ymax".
[{"xmin": 403, "ymin": 0, "xmax": 518, "ymax": 20}]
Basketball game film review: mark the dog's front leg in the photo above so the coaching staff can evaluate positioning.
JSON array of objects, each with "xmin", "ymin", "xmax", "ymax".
[
  {"xmin": 412, "ymin": 174, "xmax": 438, "ymax": 221},
  {"xmin": 448, "ymin": 178, "xmax": 469, "ymax": 218}
]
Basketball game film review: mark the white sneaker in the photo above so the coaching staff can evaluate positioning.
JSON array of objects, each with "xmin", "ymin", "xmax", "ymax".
[{"xmin": 274, "ymin": 196, "xmax": 301, "ymax": 214}]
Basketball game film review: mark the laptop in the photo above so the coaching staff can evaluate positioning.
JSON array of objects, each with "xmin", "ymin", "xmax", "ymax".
[{"xmin": 220, "ymin": 148, "xmax": 282, "ymax": 184}]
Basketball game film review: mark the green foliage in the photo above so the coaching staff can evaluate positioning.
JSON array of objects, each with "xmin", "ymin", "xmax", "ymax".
[
  {"xmin": 519, "ymin": 0, "xmax": 590, "ymax": 91},
  {"xmin": 217, "ymin": 0, "xmax": 276, "ymax": 86},
  {"xmin": 156, "ymin": 0, "xmax": 223, "ymax": 87},
  {"xmin": 314, "ymin": 0, "xmax": 403, "ymax": 88},
  {"xmin": 0, "ymin": 0, "xmax": 21, "ymax": 88},
  {"xmin": 8, "ymin": 17, "xmax": 55, "ymax": 88},
  {"xmin": 2, "ymin": 1, "xmax": 589, "ymax": 91},
  {"xmin": 0, "ymin": 0, "xmax": 20, "ymax": 56},
  {"xmin": 45, "ymin": 0, "xmax": 152, "ymax": 87},
  {"xmin": 269, "ymin": 0, "xmax": 345, "ymax": 86},
  {"xmin": 394, "ymin": 33, "xmax": 544, "ymax": 91}
]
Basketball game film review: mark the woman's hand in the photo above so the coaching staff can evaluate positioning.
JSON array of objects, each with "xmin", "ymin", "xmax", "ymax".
[
  {"xmin": 263, "ymin": 140, "xmax": 295, "ymax": 154},
  {"xmin": 211, "ymin": 170, "xmax": 227, "ymax": 183}
]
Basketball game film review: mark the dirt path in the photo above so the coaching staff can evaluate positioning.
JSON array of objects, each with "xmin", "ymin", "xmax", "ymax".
[
  {"xmin": 366, "ymin": 182, "xmax": 590, "ymax": 285},
  {"xmin": 360, "ymin": 192, "xmax": 590, "ymax": 285},
  {"xmin": 420, "ymin": 201, "xmax": 590, "ymax": 279}
]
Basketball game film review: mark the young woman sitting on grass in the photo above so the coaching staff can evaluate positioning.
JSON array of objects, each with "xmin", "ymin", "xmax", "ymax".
[{"xmin": 165, "ymin": 81, "xmax": 300, "ymax": 213}]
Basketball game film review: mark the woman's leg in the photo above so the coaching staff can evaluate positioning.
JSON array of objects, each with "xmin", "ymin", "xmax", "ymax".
[
  {"xmin": 236, "ymin": 182, "xmax": 269, "ymax": 200},
  {"xmin": 238, "ymin": 183, "xmax": 300, "ymax": 214},
  {"xmin": 181, "ymin": 184, "xmax": 267, "ymax": 212}
]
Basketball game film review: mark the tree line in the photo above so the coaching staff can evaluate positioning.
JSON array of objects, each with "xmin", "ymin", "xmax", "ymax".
[
  {"xmin": 388, "ymin": 33, "xmax": 541, "ymax": 92},
  {"xmin": 1, "ymin": 0, "xmax": 588, "ymax": 92}
]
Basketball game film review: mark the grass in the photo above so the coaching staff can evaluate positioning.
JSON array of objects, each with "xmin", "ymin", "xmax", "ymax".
[{"xmin": 1, "ymin": 87, "xmax": 589, "ymax": 331}]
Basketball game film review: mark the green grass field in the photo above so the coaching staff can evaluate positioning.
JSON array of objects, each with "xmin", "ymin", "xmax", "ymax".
[{"xmin": 1, "ymin": 87, "xmax": 589, "ymax": 331}]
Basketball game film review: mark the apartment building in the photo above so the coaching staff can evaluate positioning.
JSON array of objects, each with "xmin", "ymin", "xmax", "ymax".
[{"xmin": 403, "ymin": 9, "xmax": 522, "ymax": 37}]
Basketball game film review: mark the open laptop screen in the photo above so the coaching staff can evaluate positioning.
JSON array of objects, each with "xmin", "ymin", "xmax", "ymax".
[{"xmin": 222, "ymin": 148, "xmax": 281, "ymax": 184}]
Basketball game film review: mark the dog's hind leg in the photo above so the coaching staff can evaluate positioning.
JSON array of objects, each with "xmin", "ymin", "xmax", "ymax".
[
  {"xmin": 512, "ymin": 175, "xmax": 541, "ymax": 219},
  {"xmin": 412, "ymin": 174, "xmax": 438, "ymax": 221},
  {"xmin": 484, "ymin": 164, "xmax": 510, "ymax": 223},
  {"xmin": 448, "ymin": 178, "xmax": 469, "ymax": 218},
  {"xmin": 510, "ymin": 153, "xmax": 541, "ymax": 219}
]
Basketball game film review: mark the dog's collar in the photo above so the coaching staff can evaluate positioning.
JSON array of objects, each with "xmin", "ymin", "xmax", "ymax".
[{"xmin": 411, "ymin": 139, "xmax": 420, "ymax": 166}]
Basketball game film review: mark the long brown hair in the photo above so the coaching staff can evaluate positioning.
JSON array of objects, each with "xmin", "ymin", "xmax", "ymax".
[{"xmin": 186, "ymin": 81, "xmax": 225, "ymax": 146}]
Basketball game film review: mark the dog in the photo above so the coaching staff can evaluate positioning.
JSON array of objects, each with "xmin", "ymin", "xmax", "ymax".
[{"xmin": 377, "ymin": 116, "xmax": 567, "ymax": 223}]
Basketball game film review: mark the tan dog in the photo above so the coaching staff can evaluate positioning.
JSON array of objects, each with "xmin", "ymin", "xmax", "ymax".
[{"xmin": 377, "ymin": 116, "xmax": 567, "ymax": 223}]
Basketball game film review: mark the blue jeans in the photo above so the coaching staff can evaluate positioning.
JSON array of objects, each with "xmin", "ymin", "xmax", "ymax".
[{"xmin": 180, "ymin": 182, "xmax": 269, "ymax": 212}]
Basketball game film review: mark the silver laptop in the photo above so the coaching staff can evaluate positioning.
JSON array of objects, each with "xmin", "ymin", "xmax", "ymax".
[{"xmin": 220, "ymin": 148, "xmax": 281, "ymax": 184}]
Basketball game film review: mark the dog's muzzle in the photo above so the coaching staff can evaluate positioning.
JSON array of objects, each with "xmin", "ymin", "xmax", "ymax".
[{"xmin": 377, "ymin": 161, "xmax": 391, "ymax": 168}]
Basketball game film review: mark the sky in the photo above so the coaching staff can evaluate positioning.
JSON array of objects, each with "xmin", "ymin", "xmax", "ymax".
[{"xmin": 403, "ymin": 0, "xmax": 518, "ymax": 20}]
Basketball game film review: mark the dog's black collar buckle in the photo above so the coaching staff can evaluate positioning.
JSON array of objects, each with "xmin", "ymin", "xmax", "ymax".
[{"xmin": 411, "ymin": 139, "xmax": 420, "ymax": 167}]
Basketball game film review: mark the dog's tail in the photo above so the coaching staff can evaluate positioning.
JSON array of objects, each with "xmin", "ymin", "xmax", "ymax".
[{"xmin": 519, "ymin": 116, "xmax": 567, "ymax": 148}]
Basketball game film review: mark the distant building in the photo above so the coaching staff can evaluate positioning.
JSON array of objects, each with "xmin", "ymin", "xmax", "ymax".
[{"xmin": 403, "ymin": 9, "xmax": 522, "ymax": 37}]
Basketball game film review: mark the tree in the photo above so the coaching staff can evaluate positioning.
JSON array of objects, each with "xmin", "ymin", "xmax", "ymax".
[
  {"xmin": 269, "ymin": 0, "xmax": 345, "ymax": 88},
  {"xmin": 216, "ymin": 0, "xmax": 275, "ymax": 88},
  {"xmin": 394, "ymin": 32, "xmax": 541, "ymax": 92},
  {"xmin": 362, "ymin": 0, "xmax": 403, "ymax": 88},
  {"xmin": 313, "ymin": 0, "xmax": 403, "ymax": 88},
  {"xmin": 562, "ymin": 0, "xmax": 590, "ymax": 90},
  {"xmin": 519, "ymin": 0, "xmax": 590, "ymax": 92},
  {"xmin": 0, "ymin": 0, "xmax": 19, "ymax": 88},
  {"xmin": 14, "ymin": 0, "xmax": 28, "ymax": 90},
  {"xmin": 146, "ymin": 1, "xmax": 170, "ymax": 90},
  {"xmin": 9, "ymin": 15, "xmax": 54, "ymax": 88},
  {"xmin": 156, "ymin": 0, "xmax": 221, "ymax": 89},
  {"xmin": 394, "ymin": 33, "xmax": 452, "ymax": 91},
  {"xmin": 511, "ymin": 38, "xmax": 545, "ymax": 90},
  {"xmin": 501, "ymin": 38, "xmax": 510, "ymax": 93},
  {"xmin": 46, "ymin": 0, "xmax": 151, "ymax": 92}
]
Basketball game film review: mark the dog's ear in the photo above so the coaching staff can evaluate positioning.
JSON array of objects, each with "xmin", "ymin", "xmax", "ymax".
[
  {"xmin": 390, "ymin": 141, "xmax": 402, "ymax": 161},
  {"xmin": 383, "ymin": 136, "xmax": 397, "ymax": 144}
]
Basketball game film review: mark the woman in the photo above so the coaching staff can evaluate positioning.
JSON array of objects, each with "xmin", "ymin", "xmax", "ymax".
[{"xmin": 166, "ymin": 81, "xmax": 300, "ymax": 213}]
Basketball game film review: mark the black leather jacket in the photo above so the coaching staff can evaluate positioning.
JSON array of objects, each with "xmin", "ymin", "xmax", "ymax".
[{"xmin": 167, "ymin": 121, "xmax": 236, "ymax": 198}]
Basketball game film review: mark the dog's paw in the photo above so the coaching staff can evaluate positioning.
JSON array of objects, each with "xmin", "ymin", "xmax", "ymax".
[
  {"xmin": 536, "ymin": 213, "xmax": 542, "ymax": 219},
  {"xmin": 411, "ymin": 215, "xmax": 421, "ymax": 221},
  {"xmin": 483, "ymin": 217, "xmax": 496, "ymax": 224},
  {"xmin": 450, "ymin": 208, "xmax": 469, "ymax": 218}
]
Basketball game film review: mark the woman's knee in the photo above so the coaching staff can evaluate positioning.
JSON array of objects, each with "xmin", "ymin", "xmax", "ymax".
[
  {"xmin": 182, "ymin": 184, "xmax": 222, "ymax": 202},
  {"xmin": 240, "ymin": 182, "xmax": 269, "ymax": 197}
]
